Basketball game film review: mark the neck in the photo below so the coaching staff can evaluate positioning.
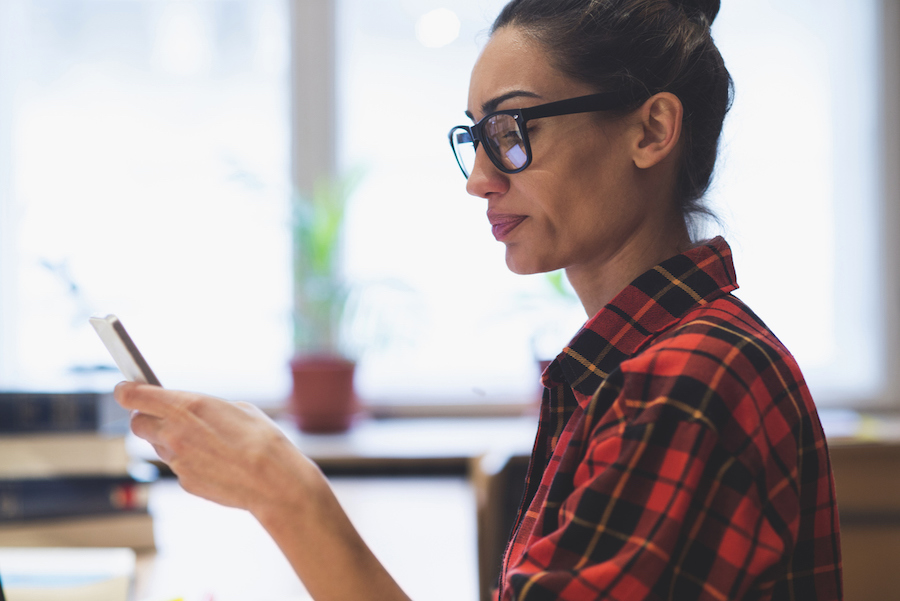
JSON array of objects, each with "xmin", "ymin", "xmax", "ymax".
[{"xmin": 567, "ymin": 218, "xmax": 692, "ymax": 318}]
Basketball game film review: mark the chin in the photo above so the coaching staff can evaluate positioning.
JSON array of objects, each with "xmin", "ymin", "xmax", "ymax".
[{"xmin": 505, "ymin": 250, "xmax": 554, "ymax": 275}]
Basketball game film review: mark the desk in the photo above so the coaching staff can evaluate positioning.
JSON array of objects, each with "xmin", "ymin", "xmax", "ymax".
[
  {"xmin": 128, "ymin": 416, "xmax": 540, "ymax": 476},
  {"xmin": 827, "ymin": 438, "xmax": 900, "ymax": 601},
  {"xmin": 131, "ymin": 411, "xmax": 900, "ymax": 601},
  {"xmin": 135, "ymin": 476, "xmax": 479, "ymax": 601}
]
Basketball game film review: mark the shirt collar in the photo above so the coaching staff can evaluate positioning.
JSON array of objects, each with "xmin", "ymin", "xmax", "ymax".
[{"xmin": 546, "ymin": 236, "xmax": 738, "ymax": 403}]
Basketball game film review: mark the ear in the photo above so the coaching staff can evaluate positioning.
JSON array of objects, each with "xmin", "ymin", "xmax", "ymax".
[{"xmin": 632, "ymin": 92, "xmax": 683, "ymax": 169}]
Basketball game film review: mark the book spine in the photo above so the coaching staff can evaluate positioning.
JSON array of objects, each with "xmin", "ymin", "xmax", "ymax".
[
  {"xmin": 0, "ymin": 393, "xmax": 103, "ymax": 433},
  {"xmin": 0, "ymin": 476, "xmax": 149, "ymax": 522},
  {"xmin": 0, "ymin": 510, "xmax": 156, "ymax": 550},
  {"xmin": 0, "ymin": 433, "xmax": 132, "ymax": 479}
]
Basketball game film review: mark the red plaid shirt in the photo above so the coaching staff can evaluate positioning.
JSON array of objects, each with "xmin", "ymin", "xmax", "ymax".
[{"xmin": 500, "ymin": 237, "xmax": 842, "ymax": 601}]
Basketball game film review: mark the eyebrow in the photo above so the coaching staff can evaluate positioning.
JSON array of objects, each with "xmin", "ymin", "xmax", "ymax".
[{"xmin": 465, "ymin": 90, "xmax": 542, "ymax": 121}]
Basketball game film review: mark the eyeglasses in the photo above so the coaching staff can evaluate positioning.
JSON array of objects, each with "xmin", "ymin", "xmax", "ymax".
[{"xmin": 448, "ymin": 91, "xmax": 635, "ymax": 179}]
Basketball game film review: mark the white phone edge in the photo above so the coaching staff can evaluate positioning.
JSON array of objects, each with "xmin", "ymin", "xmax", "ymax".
[{"xmin": 89, "ymin": 314, "xmax": 162, "ymax": 386}]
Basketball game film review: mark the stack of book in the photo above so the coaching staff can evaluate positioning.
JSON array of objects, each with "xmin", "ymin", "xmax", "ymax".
[{"xmin": 0, "ymin": 391, "xmax": 156, "ymax": 551}]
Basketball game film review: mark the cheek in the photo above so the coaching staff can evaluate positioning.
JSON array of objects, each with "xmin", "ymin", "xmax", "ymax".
[
  {"xmin": 533, "ymin": 161, "xmax": 638, "ymax": 252},
  {"xmin": 565, "ymin": 140, "xmax": 635, "ymax": 215},
  {"xmin": 522, "ymin": 122, "xmax": 636, "ymax": 233},
  {"xmin": 541, "ymin": 127, "xmax": 623, "ymax": 190}
]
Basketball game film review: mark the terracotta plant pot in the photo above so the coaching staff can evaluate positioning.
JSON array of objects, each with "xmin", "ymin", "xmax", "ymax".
[{"xmin": 288, "ymin": 355, "xmax": 358, "ymax": 433}]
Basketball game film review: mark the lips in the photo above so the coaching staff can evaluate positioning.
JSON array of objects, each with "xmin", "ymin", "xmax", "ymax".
[{"xmin": 487, "ymin": 211, "xmax": 527, "ymax": 242}]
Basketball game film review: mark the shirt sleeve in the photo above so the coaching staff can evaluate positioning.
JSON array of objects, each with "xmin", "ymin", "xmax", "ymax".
[{"xmin": 502, "ymin": 368, "xmax": 796, "ymax": 601}]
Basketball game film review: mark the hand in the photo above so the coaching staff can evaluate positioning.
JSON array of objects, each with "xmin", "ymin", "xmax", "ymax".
[
  {"xmin": 114, "ymin": 382, "xmax": 317, "ymax": 516},
  {"xmin": 114, "ymin": 382, "xmax": 411, "ymax": 601}
]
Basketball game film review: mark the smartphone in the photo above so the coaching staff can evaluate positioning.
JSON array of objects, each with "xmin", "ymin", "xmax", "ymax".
[{"xmin": 89, "ymin": 314, "xmax": 162, "ymax": 386}]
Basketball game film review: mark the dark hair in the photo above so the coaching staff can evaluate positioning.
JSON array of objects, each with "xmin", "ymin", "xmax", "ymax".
[{"xmin": 492, "ymin": 0, "xmax": 733, "ymax": 227}]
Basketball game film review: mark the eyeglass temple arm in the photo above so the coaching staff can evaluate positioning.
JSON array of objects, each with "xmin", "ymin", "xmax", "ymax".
[{"xmin": 521, "ymin": 91, "xmax": 641, "ymax": 121}]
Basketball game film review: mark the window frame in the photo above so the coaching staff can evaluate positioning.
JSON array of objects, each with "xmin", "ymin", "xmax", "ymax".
[
  {"xmin": 0, "ymin": 0, "xmax": 21, "ymax": 385},
  {"xmin": 879, "ymin": 0, "xmax": 900, "ymax": 409}
]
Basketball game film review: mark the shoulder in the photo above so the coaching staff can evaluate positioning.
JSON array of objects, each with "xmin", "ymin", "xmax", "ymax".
[
  {"xmin": 638, "ymin": 294, "xmax": 796, "ymax": 377},
  {"xmin": 611, "ymin": 294, "xmax": 810, "ymax": 436}
]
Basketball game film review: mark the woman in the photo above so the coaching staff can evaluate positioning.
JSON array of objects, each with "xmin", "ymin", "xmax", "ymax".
[{"xmin": 115, "ymin": 0, "xmax": 843, "ymax": 599}]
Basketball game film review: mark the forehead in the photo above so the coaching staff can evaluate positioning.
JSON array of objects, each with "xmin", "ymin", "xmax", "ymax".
[{"xmin": 467, "ymin": 26, "xmax": 588, "ymax": 119}]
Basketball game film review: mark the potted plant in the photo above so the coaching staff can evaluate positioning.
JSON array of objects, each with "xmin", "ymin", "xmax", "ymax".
[
  {"xmin": 289, "ymin": 172, "xmax": 361, "ymax": 433},
  {"xmin": 530, "ymin": 271, "xmax": 582, "ymax": 365},
  {"xmin": 524, "ymin": 270, "xmax": 584, "ymax": 405}
]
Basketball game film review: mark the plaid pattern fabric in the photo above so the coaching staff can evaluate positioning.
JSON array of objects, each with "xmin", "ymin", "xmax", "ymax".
[{"xmin": 500, "ymin": 237, "xmax": 842, "ymax": 601}]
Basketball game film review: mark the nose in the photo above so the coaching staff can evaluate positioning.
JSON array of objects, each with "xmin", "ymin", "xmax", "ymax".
[{"xmin": 465, "ymin": 147, "xmax": 510, "ymax": 199}]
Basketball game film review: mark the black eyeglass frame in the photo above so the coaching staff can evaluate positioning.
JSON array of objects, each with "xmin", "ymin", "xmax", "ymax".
[{"xmin": 448, "ymin": 91, "xmax": 639, "ymax": 178}]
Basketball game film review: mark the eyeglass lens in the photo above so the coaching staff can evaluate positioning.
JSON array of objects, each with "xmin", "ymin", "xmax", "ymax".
[
  {"xmin": 484, "ymin": 115, "xmax": 528, "ymax": 171},
  {"xmin": 452, "ymin": 113, "xmax": 529, "ymax": 177},
  {"xmin": 452, "ymin": 128, "xmax": 477, "ymax": 178}
]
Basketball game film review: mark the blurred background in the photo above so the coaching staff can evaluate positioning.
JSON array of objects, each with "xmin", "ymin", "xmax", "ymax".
[{"xmin": 0, "ymin": 0, "xmax": 895, "ymax": 415}]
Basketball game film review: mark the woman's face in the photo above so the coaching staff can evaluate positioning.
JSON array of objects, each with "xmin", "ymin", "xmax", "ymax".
[{"xmin": 465, "ymin": 26, "xmax": 659, "ymax": 279}]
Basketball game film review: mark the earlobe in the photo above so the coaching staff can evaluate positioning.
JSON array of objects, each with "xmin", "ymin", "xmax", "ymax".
[{"xmin": 633, "ymin": 92, "xmax": 683, "ymax": 169}]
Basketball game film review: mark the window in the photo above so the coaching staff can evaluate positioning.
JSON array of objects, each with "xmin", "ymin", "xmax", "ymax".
[
  {"xmin": 0, "ymin": 0, "xmax": 292, "ymax": 401},
  {"xmin": 336, "ymin": 0, "xmax": 579, "ymax": 407},
  {"xmin": 0, "ymin": 0, "xmax": 895, "ymax": 411},
  {"xmin": 706, "ymin": 0, "xmax": 885, "ymax": 405},
  {"xmin": 336, "ymin": 0, "xmax": 894, "ymax": 409}
]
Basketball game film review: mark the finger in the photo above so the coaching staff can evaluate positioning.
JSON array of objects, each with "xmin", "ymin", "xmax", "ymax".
[
  {"xmin": 151, "ymin": 442, "xmax": 175, "ymax": 465},
  {"xmin": 129, "ymin": 409, "xmax": 166, "ymax": 444},
  {"xmin": 128, "ymin": 410, "xmax": 178, "ymax": 465},
  {"xmin": 114, "ymin": 381, "xmax": 175, "ymax": 417}
]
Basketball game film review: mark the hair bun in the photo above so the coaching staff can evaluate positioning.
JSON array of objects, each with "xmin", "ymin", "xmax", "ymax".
[{"xmin": 673, "ymin": 0, "xmax": 721, "ymax": 24}]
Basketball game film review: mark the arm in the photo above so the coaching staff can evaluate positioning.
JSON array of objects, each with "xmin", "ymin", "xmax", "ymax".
[{"xmin": 114, "ymin": 382, "xmax": 411, "ymax": 601}]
